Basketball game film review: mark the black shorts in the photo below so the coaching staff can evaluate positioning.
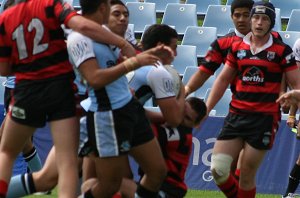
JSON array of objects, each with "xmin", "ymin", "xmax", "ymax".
[
  {"xmin": 9, "ymin": 78, "xmax": 76, "ymax": 128},
  {"xmin": 4, "ymin": 87, "xmax": 13, "ymax": 115},
  {"xmin": 218, "ymin": 112, "xmax": 280, "ymax": 150},
  {"xmin": 82, "ymin": 98, "xmax": 154, "ymax": 157}
]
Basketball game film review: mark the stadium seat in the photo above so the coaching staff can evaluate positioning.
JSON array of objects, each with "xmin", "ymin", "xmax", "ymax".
[
  {"xmin": 72, "ymin": 0, "xmax": 80, "ymax": 10},
  {"xmin": 185, "ymin": 0, "xmax": 221, "ymax": 16},
  {"xmin": 182, "ymin": 26, "xmax": 217, "ymax": 58},
  {"xmin": 172, "ymin": 45, "xmax": 198, "ymax": 76},
  {"xmin": 273, "ymin": 8, "xmax": 282, "ymax": 31},
  {"xmin": 161, "ymin": 3, "xmax": 198, "ymax": 35},
  {"xmin": 204, "ymin": 88, "xmax": 232, "ymax": 116},
  {"xmin": 0, "ymin": 77, "xmax": 5, "ymax": 105},
  {"xmin": 214, "ymin": 64, "xmax": 225, "ymax": 77},
  {"xmin": 182, "ymin": 66, "xmax": 198, "ymax": 86},
  {"xmin": 144, "ymin": 0, "xmax": 180, "ymax": 14},
  {"xmin": 270, "ymin": 0, "xmax": 300, "ymax": 19},
  {"xmin": 278, "ymin": 31, "xmax": 300, "ymax": 48},
  {"xmin": 194, "ymin": 75, "xmax": 216, "ymax": 99},
  {"xmin": 286, "ymin": 9, "xmax": 300, "ymax": 32},
  {"xmin": 202, "ymin": 5, "xmax": 233, "ymax": 37},
  {"xmin": 126, "ymin": 2, "xmax": 156, "ymax": 34},
  {"xmin": 121, "ymin": 0, "xmax": 139, "ymax": 3},
  {"xmin": 226, "ymin": 0, "xmax": 260, "ymax": 5}
]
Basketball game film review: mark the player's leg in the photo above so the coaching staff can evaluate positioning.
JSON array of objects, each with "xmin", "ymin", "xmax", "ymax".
[
  {"xmin": 22, "ymin": 138, "xmax": 42, "ymax": 172},
  {"xmin": 50, "ymin": 117, "xmax": 79, "ymax": 198},
  {"xmin": 129, "ymin": 138, "xmax": 167, "ymax": 198},
  {"xmin": 0, "ymin": 116, "xmax": 35, "ymax": 197},
  {"xmin": 210, "ymin": 138, "xmax": 244, "ymax": 197},
  {"xmin": 282, "ymin": 154, "xmax": 300, "ymax": 197},
  {"xmin": 6, "ymin": 147, "xmax": 58, "ymax": 197},
  {"xmin": 238, "ymin": 143, "xmax": 267, "ymax": 198}
]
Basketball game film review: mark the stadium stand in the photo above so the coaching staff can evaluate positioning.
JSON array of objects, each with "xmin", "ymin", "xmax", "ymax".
[
  {"xmin": 161, "ymin": 3, "xmax": 198, "ymax": 35},
  {"xmin": 278, "ymin": 31, "xmax": 300, "ymax": 49},
  {"xmin": 286, "ymin": 9, "xmax": 300, "ymax": 32},
  {"xmin": 182, "ymin": 26, "xmax": 217, "ymax": 58},
  {"xmin": 202, "ymin": 5, "xmax": 233, "ymax": 37},
  {"xmin": 172, "ymin": 45, "xmax": 198, "ymax": 76},
  {"xmin": 144, "ymin": 0, "xmax": 180, "ymax": 14},
  {"xmin": 185, "ymin": 0, "xmax": 221, "ymax": 16},
  {"xmin": 270, "ymin": 0, "xmax": 300, "ymax": 19},
  {"xmin": 126, "ymin": 2, "xmax": 156, "ymax": 34}
]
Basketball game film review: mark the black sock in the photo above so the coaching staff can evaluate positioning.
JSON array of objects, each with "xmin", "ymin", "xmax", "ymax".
[
  {"xmin": 135, "ymin": 185, "xmax": 158, "ymax": 198},
  {"xmin": 284, "ymin": 163, "xmax": 300, "ymax": 196},
  {"xmin": 84, "ymin": 189, "xmax": 94, "ymax": 198}
]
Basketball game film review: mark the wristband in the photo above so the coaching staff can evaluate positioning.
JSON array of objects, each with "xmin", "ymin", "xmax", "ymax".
[
  {"xmin": 289, "ymin": 115, "xmax": 296, "ymax": 119},
  {"xmin": 123, "ymin": 57, "xmax": 139, "ymax": 72}
]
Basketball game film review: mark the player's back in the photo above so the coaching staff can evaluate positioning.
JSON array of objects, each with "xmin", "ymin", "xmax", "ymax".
[{"xmin": 0, "ymin": 0, "xmax": 76, "ymax": 82}]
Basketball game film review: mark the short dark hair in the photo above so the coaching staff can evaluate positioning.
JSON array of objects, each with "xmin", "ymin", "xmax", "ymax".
[
  {"xmin": 110, "ymin": 0, "xmax": 129, "ymax": 15},
  {"xmin": 141, "ymin": 24, "xmax": 178, "ymax": 51},
  {"xmin": 231, "ymin": 0, "xmax": 254, "ymax": 15},
  {"xmin": 186, "ymin": 97, "xmax": 207, "ymax": 125},
  {"xmin": 80, "ymin": 0, "xmax": 108, "ymax": 15}
]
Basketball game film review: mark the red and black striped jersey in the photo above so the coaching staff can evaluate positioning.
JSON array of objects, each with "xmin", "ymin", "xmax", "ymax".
[
  {"xmin": 227, "ymin": 34, "xmax": 297, "ymax": 114},
  {"xmin": 151, "ymin": 124, "xmax": 193, "ymax": 197},
  {"xmin": 0, "ymin": 0, "xmax": 78, "ymax": 83},
  {"xmin": 199, "ymin": 31, "xmax": 282, "ymax": 75}
]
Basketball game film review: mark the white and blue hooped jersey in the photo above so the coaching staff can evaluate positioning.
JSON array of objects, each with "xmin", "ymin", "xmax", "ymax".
[
  {"xmin": 67, "ymin": 31, "xmax": 132, "ymax": 111},
  {"xmin": 129, "ymin": 62, "xmax": 176, "ymax": 105}
]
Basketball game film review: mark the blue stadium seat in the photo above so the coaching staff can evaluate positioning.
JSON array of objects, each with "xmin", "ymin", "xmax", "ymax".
[
  {"xmin": 182, "ymin": 66, "xmax": 198, "ymax": 86},
  {"xmin": 161, "ymin": 3, "xmax": 198, "ymax": 35},
  {"xmin": 126, "ymin": 2, "xmax": 156, "ymax": 34},
  {"xmin": 185, "ymin": 0, "xmax": 221, "ymax": 16},
  {"xmin": 278, "ymin": 31, "xmax": 300, "ymax": 49},
  {"xmin": 144, "ymin": 0, "xmax": 180, "ymax": 14},
  {"xmin": 270, "ymin": 0, "xmax": 300, "ymax": 19},
  {"xmin": 121, "ymin": 0, "xmax": 139, "ymax": 3},
  {"xmin": 182, "ymin": 26, "xmax": 217, "ymax": 58},
  {"xmin": 286, "ymin": 9, "xmax": 300, "ymax": 32},
  {"xmin": 194, "ymin": 75, "xmax": 216, "ymax": 99},
  {"xmin": 273, "ymin": 8, "xmax": 282, "ymax": 31},
  {"xmin": 202, "ymin": 5, "xmax": 233, "ymax": 37},
  {"xmin": 204, "ymin": 88, "xmax": 232, "ymax": 116},
  {"xmin": 226, "ymin": 0, "xmax": 260, "ymax": 5},
  {"xmin": 72, "ymin": 0, "xmax": 80, "ymax": 10},
  {"xmin": 172, "ymin": 45, "xmax": 198, "ymax": 76}
]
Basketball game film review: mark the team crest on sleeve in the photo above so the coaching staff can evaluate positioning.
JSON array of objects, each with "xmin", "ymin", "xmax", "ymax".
[
  {"xmin": 163, "ymin": 78, "xmax": 174, "ymax": 93},
  {"xmin": 267, "ymin": 51, "xmax": 275, "ymax": 61},
  {"xmin": 285, "ymin": 52, "xmax": 295, "ymax": 64},
  {"xmin": 237, "ymin": 50, "xmax": 246, "ymax": 60}
]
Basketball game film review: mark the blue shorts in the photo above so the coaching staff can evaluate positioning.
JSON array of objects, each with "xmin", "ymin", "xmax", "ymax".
[{"xmin": 80, "ymin": 98, "xmax": 154, "ymax": 158}]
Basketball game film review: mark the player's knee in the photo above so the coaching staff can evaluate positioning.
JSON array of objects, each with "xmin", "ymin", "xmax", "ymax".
[{"xmin": 210, "ymin": 153, "xmax": 233, "ymax": 185}]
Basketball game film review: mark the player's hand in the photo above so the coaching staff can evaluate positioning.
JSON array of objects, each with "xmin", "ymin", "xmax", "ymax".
[
  {"xmin": 120, "ymin": 41, "xmax": 136, "ymax": 58},
  {"xmin": 287, "ymin": 116, "xmax": 296, "ymax": 128},
  {"xmin": 276, "ymin": 90, "xmax": 299, "ymax": 109},
  {"xmin": 146, "ymin": 45, "xmax": 174, "ymax": 63}
]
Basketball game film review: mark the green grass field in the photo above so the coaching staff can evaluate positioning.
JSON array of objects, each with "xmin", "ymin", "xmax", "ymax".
[{"xmin": 24, "ymin": 188, "xmax": 281, "ymax": 198}]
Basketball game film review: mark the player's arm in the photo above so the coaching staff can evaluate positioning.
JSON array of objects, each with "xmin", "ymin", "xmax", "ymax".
[
  {"xmin": 67, "ymin": 15, "xmax": 135, "ymax": 58},
  {"xmin": 206, "ymin": 64, "xmax": 236, "ymax": 114},
  {"xmin": 185, "ymin": 70, "xmax": 211, "ymax": 97},
  {"xmin": 0, "ymin": 61, "xmax": 11, "ymax": 76}
]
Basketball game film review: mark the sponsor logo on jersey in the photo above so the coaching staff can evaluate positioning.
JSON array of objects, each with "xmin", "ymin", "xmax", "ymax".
[
  {"xmin": 242, "ymin": 66, "xmax": 265, "ymax": 86},
  {"xmin": 11, "ymin": 106, "xmax": 26, "ymax": 119}
]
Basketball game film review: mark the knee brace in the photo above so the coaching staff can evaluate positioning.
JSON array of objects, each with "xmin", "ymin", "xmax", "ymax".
[{"xmin": 210, "ymin": 153, "xmax": 233, "ymax": 185}]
